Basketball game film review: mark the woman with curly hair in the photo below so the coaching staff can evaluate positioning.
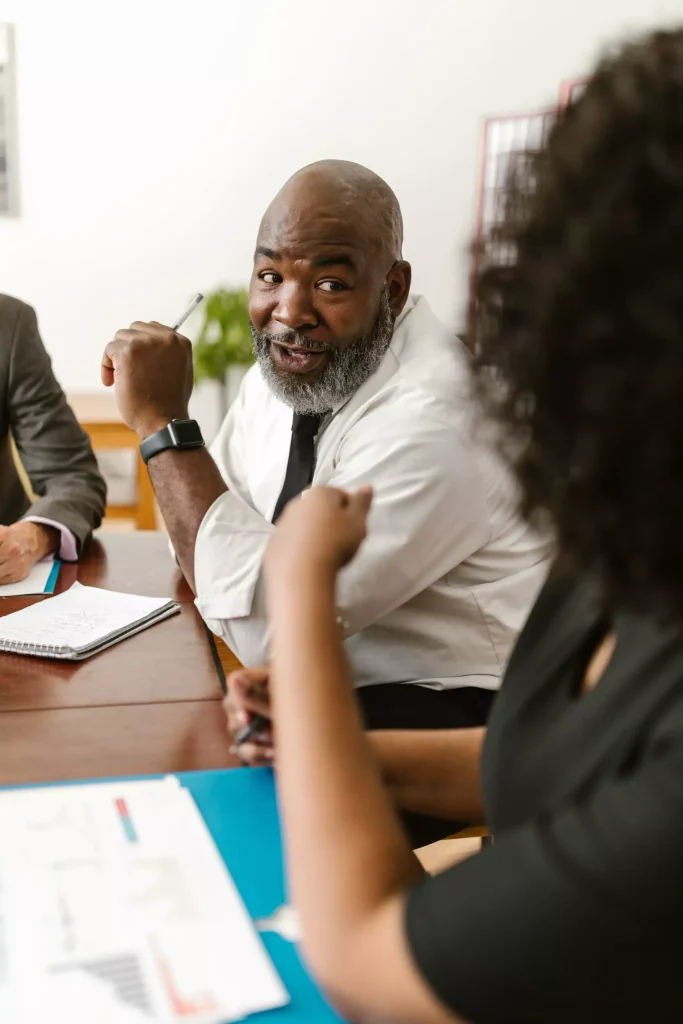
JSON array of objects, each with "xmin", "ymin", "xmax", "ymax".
[{"xmin": 225, "ymin": 26, "xmax": 683, "ymax": 1024}]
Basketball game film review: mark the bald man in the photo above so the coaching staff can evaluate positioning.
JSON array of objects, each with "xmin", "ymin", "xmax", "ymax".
[{"xmin": 103, "ymin": 161, "xmax": 550, "ymax": 782}]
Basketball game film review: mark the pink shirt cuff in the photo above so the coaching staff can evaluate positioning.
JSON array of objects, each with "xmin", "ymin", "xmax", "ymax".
[{"xmin": 23, "ymin": 517, "xmax": 79, "ymax": 561}]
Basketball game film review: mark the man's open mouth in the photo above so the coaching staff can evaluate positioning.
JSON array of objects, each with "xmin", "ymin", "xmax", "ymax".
[{"xmin": 269, "ymin": 341, "xmax": 330, "ymax": 375}]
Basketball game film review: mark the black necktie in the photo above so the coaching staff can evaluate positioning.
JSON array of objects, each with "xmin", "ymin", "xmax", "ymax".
[{"xmin": 271, "ymin": 413, "xmax": 322, "ymax": 523}]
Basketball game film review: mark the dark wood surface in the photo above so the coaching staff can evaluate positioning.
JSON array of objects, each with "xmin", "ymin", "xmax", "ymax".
[
  {"xmin": 0, "ymin": 532, "xmax": 241, "ymax": 784},
  {"xmin": 0, "ymin": 701, "xmax": 237, "ymax": 784},
  {"xmin": 0, "ymin": 604, "xmax": 224, "ymax": 712},
  {"xmin": 0, "ymin": 533, "xmax": 219, "ymax": 711},
  {"xmin": 46, "ymin": 532, "xmax": 193, "ymax": 600}
]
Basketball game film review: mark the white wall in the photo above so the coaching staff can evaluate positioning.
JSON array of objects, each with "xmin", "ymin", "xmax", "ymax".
[{"xmin": 1, "ymin": 0, "xmax": 682, "ymax": 395}]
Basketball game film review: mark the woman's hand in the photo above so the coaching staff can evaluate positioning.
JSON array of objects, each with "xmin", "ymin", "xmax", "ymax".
[
  {"xmin": 266, "ymin": 485, "xmax": 373, "ymax": 579},
  {"xmin": 223, "ymin": 667, "xmax": 274, "ymax": 767}
]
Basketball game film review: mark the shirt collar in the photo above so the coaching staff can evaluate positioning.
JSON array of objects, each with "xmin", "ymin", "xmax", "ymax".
[
  {"xmin": 394, "ymin": 293, "xmax": 416, "ymax": 330},
  {"xmin": 325, "ymin": 293, "xmax": 419, "ymax": 418}
]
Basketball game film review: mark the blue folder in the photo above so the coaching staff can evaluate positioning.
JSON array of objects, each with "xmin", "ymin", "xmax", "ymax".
[
  {"xmin": 180, "ymin": 767, "xmax": 344, "ymax": 1023},
  {"xmin": 44, "ymin": 559, "xmax": 61, "ymax": 593},
  {"xmin": 11, "ymin": 767, "xmax": 345, "ymax": 1023}
]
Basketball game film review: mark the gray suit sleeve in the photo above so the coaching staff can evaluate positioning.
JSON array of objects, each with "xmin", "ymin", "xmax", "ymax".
[{"xmin": 8, "ymin": 303, "xmax": 107, "ymax": 554}]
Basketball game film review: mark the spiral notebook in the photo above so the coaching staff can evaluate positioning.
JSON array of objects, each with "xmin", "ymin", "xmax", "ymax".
[{"xmin": 0, "ymin": 582, "xmax": 181, "ymax": 660}]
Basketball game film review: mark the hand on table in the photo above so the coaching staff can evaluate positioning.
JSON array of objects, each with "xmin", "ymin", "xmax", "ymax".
[
  {"xmin": 101, "ymin": 321, "xmax": 194, "ymax": 439},
  {"xmin": 223, "ymin": 667, "xmax": 274, "ymax": 767},
  {"xmin": 0, "ymin": 522, "xmax": 58, "ymax": 584}
]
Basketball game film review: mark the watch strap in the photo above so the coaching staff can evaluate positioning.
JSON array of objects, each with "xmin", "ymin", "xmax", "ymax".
[{"xmin": 140, "ymin": 419, "xmax": 205, "ymax": 465}]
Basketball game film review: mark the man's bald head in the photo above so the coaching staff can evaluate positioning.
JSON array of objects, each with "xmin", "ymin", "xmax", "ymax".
[
  {"xmin": 269, "ymin": 159, "xmax": 404, "ymax": 262},
  {"xmin": 249, "ymin": 160, "xmax": 411, "ymax": 414}
]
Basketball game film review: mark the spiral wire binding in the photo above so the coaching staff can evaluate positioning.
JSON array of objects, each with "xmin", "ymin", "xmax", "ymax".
[{"xmin": 0, "ymin": 638, "xmax": 70, "ymax": 659}]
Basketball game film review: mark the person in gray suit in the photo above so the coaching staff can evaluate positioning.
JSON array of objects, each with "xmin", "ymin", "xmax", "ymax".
[{"xmin": 0, "ymin": 294, "xmax": 106, "ymax": 583}]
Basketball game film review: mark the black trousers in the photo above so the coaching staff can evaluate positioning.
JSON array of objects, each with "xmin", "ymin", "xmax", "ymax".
[{"xmin": 357, "ymin": 683, "xmax": 495, "ymax": 849}]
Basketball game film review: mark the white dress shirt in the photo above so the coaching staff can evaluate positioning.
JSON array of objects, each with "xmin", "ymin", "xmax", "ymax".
[{"xmin": 195, "ymin": 296, "xmax": 552, "ymax": 690}]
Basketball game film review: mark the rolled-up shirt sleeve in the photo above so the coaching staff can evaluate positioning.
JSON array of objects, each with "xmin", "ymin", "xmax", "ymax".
[
  {"xmin": 194, "ymin": 386, "xmax": 491, "ymax": 668},
  {"xmin": 194, "ymin": 491, "xmax": 273, "ymax": 664},
  {"xmin": 192, "ymin": 368, "xmax": 276, "ymax": 665}
]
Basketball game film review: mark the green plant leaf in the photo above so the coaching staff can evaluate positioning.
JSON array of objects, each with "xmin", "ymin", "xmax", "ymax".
[{"xmin": 194, "ymin": 286, "xmax": 254, "ymax": 383}]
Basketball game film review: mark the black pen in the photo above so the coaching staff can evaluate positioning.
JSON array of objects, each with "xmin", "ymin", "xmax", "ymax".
[{"xmin": 232, "ymin": 713, "xmax": 270, "ymax": 750}]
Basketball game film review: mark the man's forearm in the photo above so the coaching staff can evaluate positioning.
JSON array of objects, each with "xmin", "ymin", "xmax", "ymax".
[
  {"xmin": 369, "ymin": 727, "xmax": 486, "ymax": 824},
  {"xmin": 147, "ymin": 448, "xmax": 227, "ymax": 592}
]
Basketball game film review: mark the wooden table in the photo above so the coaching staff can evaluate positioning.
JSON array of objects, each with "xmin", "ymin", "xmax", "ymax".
[{"xmin": 0, "ymin": 533, "xmax": 242, "ymax": 785}]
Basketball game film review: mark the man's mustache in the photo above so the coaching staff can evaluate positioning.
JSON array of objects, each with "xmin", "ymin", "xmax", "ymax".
[{"xmin": 255, "ymin": 329, "xmax": 333, "ymax": 353}]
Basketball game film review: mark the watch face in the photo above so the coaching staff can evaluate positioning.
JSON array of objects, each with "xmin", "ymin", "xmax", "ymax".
[{"xmin": 169, "ymin": 419, "xmax": 203, "ymax": 446}]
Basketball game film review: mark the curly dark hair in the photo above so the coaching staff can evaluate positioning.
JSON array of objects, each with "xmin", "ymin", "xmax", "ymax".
[{"xmin": 473, "ymin": 27, "xmax": 683, "ymax": 618}]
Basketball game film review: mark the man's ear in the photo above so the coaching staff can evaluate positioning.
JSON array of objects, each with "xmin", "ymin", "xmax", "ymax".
[{"xmin": 385, "ymin": 261, "xmax": 412, "ymax": 318}]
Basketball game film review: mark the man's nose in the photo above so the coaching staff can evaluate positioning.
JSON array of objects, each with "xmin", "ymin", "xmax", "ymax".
[{"xmin": 272, "ymin": 283, "xmax": 318, "ymax": 332}]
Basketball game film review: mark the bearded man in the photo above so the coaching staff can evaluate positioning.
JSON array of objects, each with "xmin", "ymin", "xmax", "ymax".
[{"xmin": 102, "ymin": 160, "xmax": 550, "ymax": 753}]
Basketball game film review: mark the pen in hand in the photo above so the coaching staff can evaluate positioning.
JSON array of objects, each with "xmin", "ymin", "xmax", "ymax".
[
  {"xmin": 226, "ymin": 668, "xmax": 272, "ymax": 755},
  {"xmin": 171, "ymin": 292, "xmax": 204, "ymax": 332},
  {"xmin": 231, "ymin": 713, "xmax": 271, "ymax": 751}
]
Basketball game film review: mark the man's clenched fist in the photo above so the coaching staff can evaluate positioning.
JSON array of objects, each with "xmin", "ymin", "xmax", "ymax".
[{"xmin": 101, "ymin": 321, "xmax": 194, "ymax": 439}]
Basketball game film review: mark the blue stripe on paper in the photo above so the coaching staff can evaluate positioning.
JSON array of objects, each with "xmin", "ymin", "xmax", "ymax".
[{"xmin": 44, "ymin": 560, "xmax": 61, "ymax": 594}]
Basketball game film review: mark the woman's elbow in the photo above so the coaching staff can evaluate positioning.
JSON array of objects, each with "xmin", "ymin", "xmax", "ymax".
[{"xmin": 302, "ymin": 941, "xmax": 372, "ymax": 1023}]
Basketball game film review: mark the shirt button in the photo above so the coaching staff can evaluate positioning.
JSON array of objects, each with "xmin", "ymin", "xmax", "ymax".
[{"xmin": 336, "ymin": 615, "xmax": 349, "ymax": 631}]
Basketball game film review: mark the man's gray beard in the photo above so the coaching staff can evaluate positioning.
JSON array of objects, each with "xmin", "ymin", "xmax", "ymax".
[{"xmin": 251, "ymin": 289, "xmax": 394, "ymax": 415}]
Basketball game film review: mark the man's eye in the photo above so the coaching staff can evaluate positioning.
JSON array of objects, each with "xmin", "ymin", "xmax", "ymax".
[
  {"xmin": 318, "ymin": 280, "xmax": 347, "ymax": 293},
  {"xmin": 260, "ymin": 272, "xmax": 281, "ymax": 284}
]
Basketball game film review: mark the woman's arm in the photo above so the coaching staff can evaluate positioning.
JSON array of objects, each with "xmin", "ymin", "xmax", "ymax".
[
  {"xmin": 267, "ymin": 488, "xmax": 466, "ymax": 1024},
  {"xmin": 223, "ymin": 671, "xmax": 486, "ymax": 823},
  {"xmin": 370, "ymin": 728, "xmax": 485, "ymax": 823}
]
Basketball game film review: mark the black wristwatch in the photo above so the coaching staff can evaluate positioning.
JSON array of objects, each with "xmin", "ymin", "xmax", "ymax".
[{"xmin": 140, "ymin": 418, "xmax": 205, "ymax": 464}]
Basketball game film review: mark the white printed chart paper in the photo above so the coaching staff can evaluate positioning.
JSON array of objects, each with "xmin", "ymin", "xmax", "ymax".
[{"xmin": 0, "ymin": 777, "xmax": 288, "ymax": 1022}]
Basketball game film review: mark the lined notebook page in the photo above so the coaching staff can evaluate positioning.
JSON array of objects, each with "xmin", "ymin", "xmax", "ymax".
[{"xmin": 0, "ymin": 582, "xmax": 176, "ymax": 655}]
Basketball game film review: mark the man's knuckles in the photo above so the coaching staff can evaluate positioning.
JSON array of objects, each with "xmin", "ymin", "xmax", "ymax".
[{"xmin": 121, "ymin": 329, "xmax": 190, "ymax": 364}]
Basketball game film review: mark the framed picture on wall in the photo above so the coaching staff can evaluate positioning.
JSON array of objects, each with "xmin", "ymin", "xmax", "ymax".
[
  {"xmin": 476, "ymin": 110, "xmax": 556, "ymax": 240},
  {"xmin": 559, "ymin": 77, "xmax": 587, "ymax": 107},
  {"xmin": 467, "ymin": 107, "xmax": 557, "ymax": 342},
  {"xmin": 0, "ymin": 22, "xmax": 19, "ymax": 216}
]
